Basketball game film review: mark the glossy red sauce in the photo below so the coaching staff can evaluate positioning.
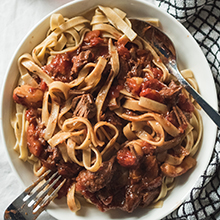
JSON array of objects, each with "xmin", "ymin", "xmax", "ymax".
[
  {"xmin": 140, "ymin": 88, "xmax": 164, "ymax": 103},
  {"xmin": 26, "ymin": 123, "xmax": 43, "ymax": 157},
  {"xmin": 141, "ymin": 141, "xmax": 155, "ymax": 155},
  {"xmin": 42, "ymin": 53, "xmax": 73, "ymax": 82},
  {"xmin": 149, "ymin": 67, "xmax": 163, "ymax": 79},
  {"xmin": 117, "ymin": 148, "xmax": 137, "ymax": 167},
  {"xmin": 126, "ymin": 78, "xmax": 165, "ymax": 103},
  {"xmin": 165, "ymin": 111, "xmax": 179, "ymax": 128},
  {"xmin": 84, "ymin": 30, "xmax": 101, "ymax": 43},
  {"xmin": 141, "ymin": 78, "xmax": 165, "ymax": 91},
  {"xmin": 109, "ymin": 84, "xmax": 124, "ymax": 99},
  {"xmin": 116, "ymin": 37, "xmax": 130, "ymax": 60},
  {"xmin": 126, "ymin": 78, "xmax": 142, "ymax": 95},
  {"xmin": 177, "ymin": 93, "xmax": 194, "ymax": 113},
  {"xmin": 40, "ymin": 80, "xmax": 48, "ymax": 91}
]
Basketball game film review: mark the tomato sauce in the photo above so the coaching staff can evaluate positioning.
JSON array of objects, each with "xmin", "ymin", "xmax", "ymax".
[
  {"xmin": 177, "ymin": 94, "xmax": 194, "ymax": 113},
  {"xmin": 108, "ymin": 84, "xmax": 124, "ymax": 99},
  {"xmin": 140, "ymin": 88, "xmax": 164, "ymax": 103},
  {"xmin": 42, "ymin": 53, "xmax": 73, "ymax": 82},
  {"xmin": 117, "ymin": 148, "xmax": 137, "ymax": 167},
  {"xmin": 116, "ymin": 37, "xmax": 130, "ymax": 60},
  {"xmin": 126, "ymin": 78, "xmax": 142, "ymax": 95},
  {"xmin": 150, "ymin": 67, "xmax": 163, "ymax": 79}
]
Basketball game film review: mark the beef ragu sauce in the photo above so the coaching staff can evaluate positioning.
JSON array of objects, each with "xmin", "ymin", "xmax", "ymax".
[
  {"xmin": 13, "ymin": 30, "xmax": 195, "ymax": 211},
  {"xmin": 42, "ymin": 30, "xmax": 109, "ymax": 83}
]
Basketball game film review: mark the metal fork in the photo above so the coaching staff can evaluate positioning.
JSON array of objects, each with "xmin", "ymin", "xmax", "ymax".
[{"xmin": 4, "ymin": 170, "xmax": 66, "ymax": 220}]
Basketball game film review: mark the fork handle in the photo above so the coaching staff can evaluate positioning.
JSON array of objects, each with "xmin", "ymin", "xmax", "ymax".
[
  {"xmin": 169, "ymin": 63, "xmax": 220, "ymax": 128},
  {"xmin": 4, "ymin": 204, "xmax": 26, "ymax": 220}
]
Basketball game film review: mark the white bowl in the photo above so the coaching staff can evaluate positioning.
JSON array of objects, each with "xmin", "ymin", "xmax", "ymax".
[{"xmin": 1, "ymin": 0, "xmax": 217, "ymax": 219}]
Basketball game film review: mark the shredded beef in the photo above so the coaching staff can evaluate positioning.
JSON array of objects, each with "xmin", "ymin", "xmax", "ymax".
[
  {"xmin": 159, "ymin": 80, "xmax": 182, "ymax": 104},
  {"xmin": 123, "ymin": 184, "xmax": 142, "ymax": 212},
  {"xmin": 25, "ymin": 109, "xmax": 46, "ymax": 157},
  {"xmin": 101, "ymin": 110, "xmax": 122, "ymax": 127},
  {"xmin": 126, "ymin": 46, "xmax": 153, "ymax": 78},
  {"xmin": 57, "ymin": 161, "xmax": 82, "ymax": 178},
  {"xmin": 76, "ymin": 156, "xmax": 116, "ymax": 193},
  {"xmin": 75, "ymin": 146, "xmax": 162, "ymax": 213},
  {"xmin": 72, "ymin": 94, "xmax": 96, "ymax": 119},
  {"xmin": 140, "ymin": 188, "xmax": 160, "ymax": 207},
  {"xmin": 120, "ymin": 154, "xmax": 162, "ymax": 212},
  {"xmin": 71, "ymin": 50, "xmax": 93, "ymax": 74}
]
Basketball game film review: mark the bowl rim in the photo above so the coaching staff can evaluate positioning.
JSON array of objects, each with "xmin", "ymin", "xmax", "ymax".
[{"xmin": 0, "ymin": 0, "xmax": 218, "ymax": 219}]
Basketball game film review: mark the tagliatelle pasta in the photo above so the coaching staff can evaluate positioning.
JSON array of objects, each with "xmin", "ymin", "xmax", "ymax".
[{"xmin": 11, "ymin": 5, "xmax": 202, "ymax": 213}]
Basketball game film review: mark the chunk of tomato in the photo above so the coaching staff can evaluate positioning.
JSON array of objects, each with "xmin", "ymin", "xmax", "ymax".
[
  {"xmin": 140, "ymin": 88, "xmax": 164, "ymax": 103},
  {"xmin": 126, "ymin": 78, "xmax": 141, "ymax": 95}
]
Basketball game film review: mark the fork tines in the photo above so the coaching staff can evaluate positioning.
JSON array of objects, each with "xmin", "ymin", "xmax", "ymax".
[
  {"xmin": 4, "ymin": 170, "xmax": 66, "ymax": 220},
  {"xmin": 24, "ymin": 170, "xmax": 66, "ymax": 215}
]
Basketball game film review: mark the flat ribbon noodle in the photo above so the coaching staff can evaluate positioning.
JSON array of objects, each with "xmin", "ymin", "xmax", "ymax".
[
  {"xmin": 18, "ymin": 54, "xmax": 39, "ymax": 87},
  {"xmin": 132, "ymin": 120, "xmax": 165, "ymax": 147},
  {"xmin": 115, "ymin": 107, "xmax": 180, "ymax": 137},
  {"xmin": 11, "ymin": 104, "xmax": 28, "ymax": 161},
  {"xmin": 66, "ymin": 135, "xmax": 102, "ymax": 172},
  {"xmin": 43, "ymin": 92, "xmax": 60, "ymax": 140},
  {"xmin": 91, "ymin": 8, "xmax": 122, "ymax": 40},
  {"xmin": 91, "ymin": 9, "xmax": 108, "ymax": 25},
  {"xmin": 51, "ymin": 28, "xmax": 89, "ymax": 55},
  {"xmin": 137, "ymin": 36, "xmax": 169, "ymax": 82},
  {"xmin": 139, "ymin": 96, "xmax": 168, "ymax": 114},
  {"xmin": 32, "ymin": 14, "xmax": 90, "ymax": 65},
  {"xmin": 33, "ymin": 161, "xmax": 47, "ymax": 177},
  {"xmin": 95, "ymin": 38, "xmax": 119, "ymax": 121},
  {"xmin": 48, "ymin": 130, "xmax": 85, "ymax": 148},
  {"xmin": 123, "ymin": 98, "xmax": 149, "ymax": 112},
  {"xmin": 154, "ymin": 176, "xmax": 175, "ymax": 203},
  {"xmin": 62, "ymin": 117, "xmax": 97, "ymax": 149},
  {"xmin": 19, "ymin": 53, "xmax": 53, "ymax": 85},
  {"xmin": 57, "ymin": 96, "xmax": 73, "ymax": 129},
  {"xmin": 67, "ymin": 184, "xmax": 81, "ymax": 212},
  {"xmin": 66, "ymin": 139, "xmax": 83, "ymax": 166},
  {"xmin": 124, "ymin": 139, "xmax": 145, "ymax": 157},
  {"xmin": 79, "ymin": 57, "xmax": 107, "ymax": 91},
  {"xmin": 94, "ymin": 121, "xmax": 119, "ymax": 156},
  {"xmin": 98, "ymin": 6, "xmax": 137, "ymax": 41},
  {"xmin": 68, "ymin": 63, "xmax": 96, "ymax": 88},
  {"xmin": 165, "ymin": 146, "xmax": 189, "ymax": 165},
  {"xmin": 58, "ymin": 142, "xmax": 71, "ymax": 162},
  {"xmin": 188, "ymin": 109, "xmax": 203, "ymax": 156},
  {"xmin": 50, "ymin": 13, "xmax": 65, "ymax": 31},
  {"xmin": 82, "ymin": 144, "xmax": 102, "ymax": 172},
  {"xmin": 43, "ymin": 81, "xmax": 70, "ymax": 140},
  {"xmin": 123, "ymin": 123, "xmax": 137, "ymax": 140}
]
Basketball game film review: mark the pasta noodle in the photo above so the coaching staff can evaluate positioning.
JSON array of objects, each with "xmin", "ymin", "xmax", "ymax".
[{"xmin": 11, "ymin": 5, "xmax": 202, "ymax": 213}]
